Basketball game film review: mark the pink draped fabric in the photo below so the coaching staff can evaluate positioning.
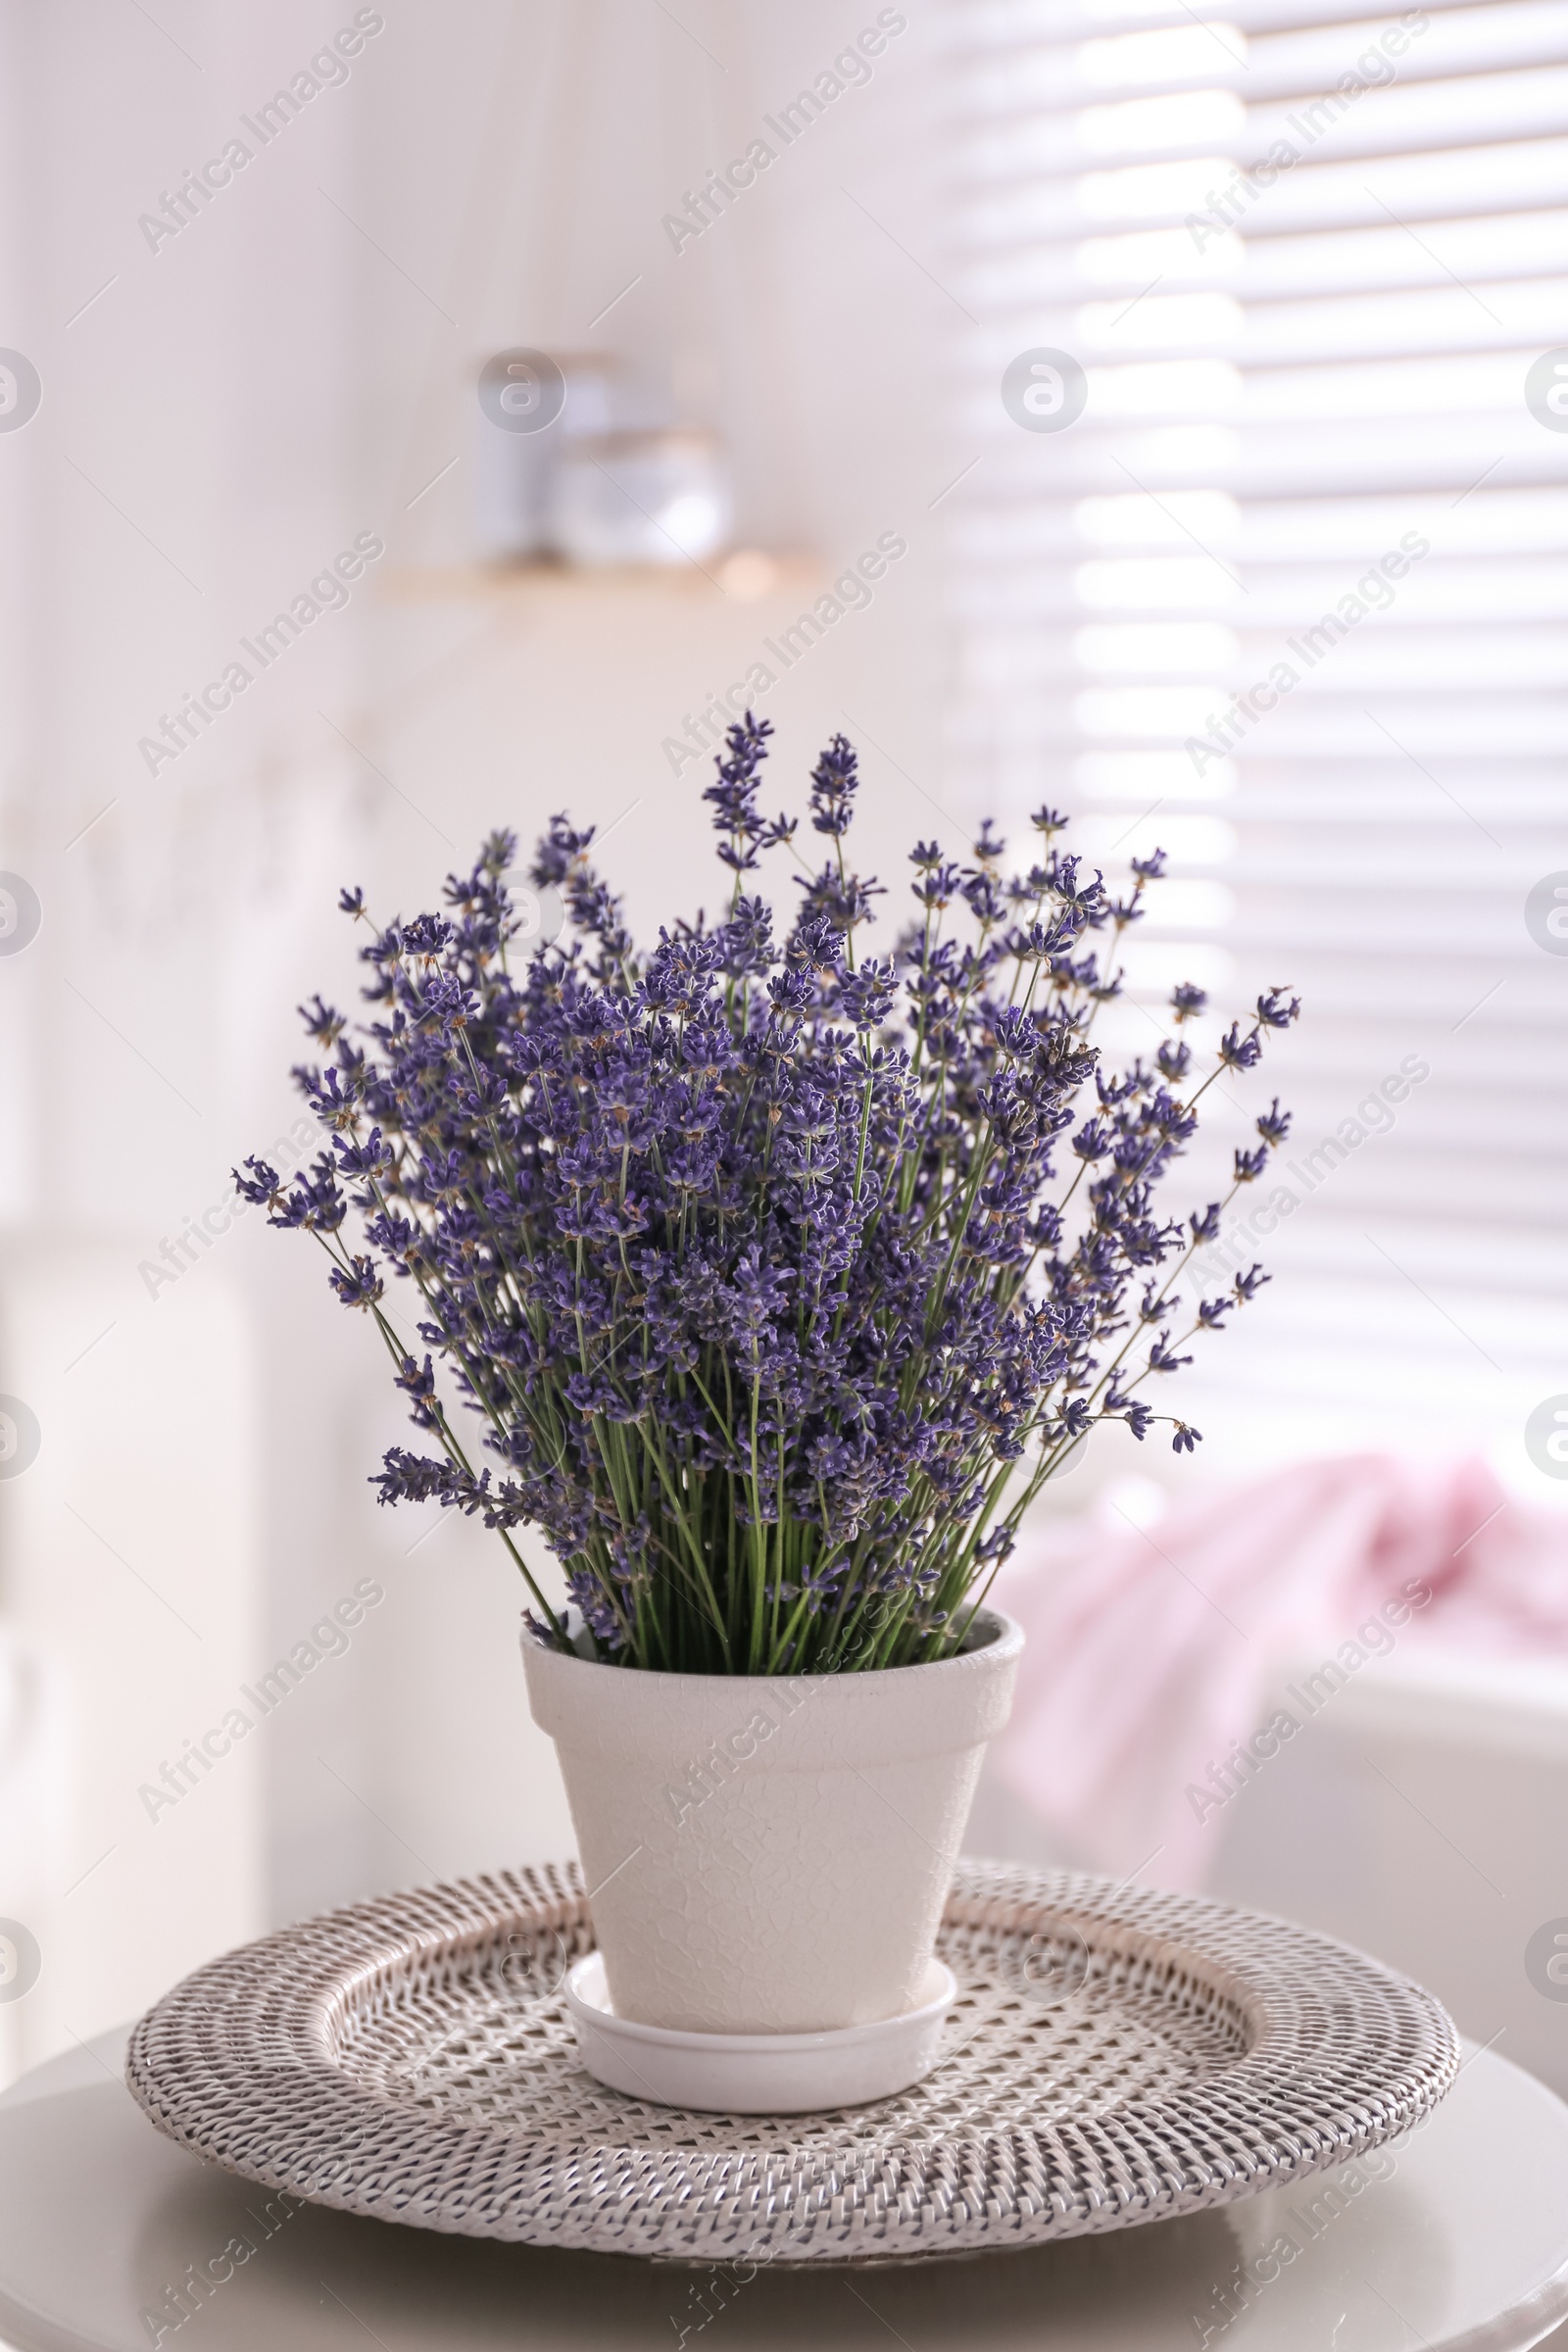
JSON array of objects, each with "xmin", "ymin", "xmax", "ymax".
[{"xmin": 988, "ymin": 1454, "xmax": 1568, "ymax": 1887}]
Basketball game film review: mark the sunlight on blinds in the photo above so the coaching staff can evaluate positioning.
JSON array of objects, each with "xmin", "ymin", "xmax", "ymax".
[{"xmin": 947, "ymin": 0, "xmax": 1568, "ymax": 1476}]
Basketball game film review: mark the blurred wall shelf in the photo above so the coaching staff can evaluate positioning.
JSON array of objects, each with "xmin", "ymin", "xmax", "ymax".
[{"xmin": 379, "ymin": 556, "xmax": 824, "ymax": 608}]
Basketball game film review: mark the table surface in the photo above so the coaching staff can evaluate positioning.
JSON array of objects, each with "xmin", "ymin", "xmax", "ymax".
[{"xmin": 0, "ymin": 2030, "xmax": 1565, "ymax": 2352}]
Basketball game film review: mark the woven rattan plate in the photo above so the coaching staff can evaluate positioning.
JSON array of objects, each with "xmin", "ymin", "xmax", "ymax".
[{"xmin": 125, "ymin": 1858, "xmax": 1458, "ymax": 2264}]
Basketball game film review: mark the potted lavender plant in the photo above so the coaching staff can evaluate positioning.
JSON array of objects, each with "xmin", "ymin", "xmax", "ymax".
[{"xmin": 238, "ymin": 719, "xmax": 1297, "ymax": 2039}]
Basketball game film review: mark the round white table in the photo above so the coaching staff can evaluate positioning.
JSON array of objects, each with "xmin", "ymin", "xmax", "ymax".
[{"xmin": 0, "ymin": 2030, "xmax": 1565, "ymax": 2352}]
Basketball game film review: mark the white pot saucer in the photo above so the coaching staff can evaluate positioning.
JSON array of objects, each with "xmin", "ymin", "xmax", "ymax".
[{"xmin": 564, "ymin": 1952, "xmax": 958, "ymax": 2115}]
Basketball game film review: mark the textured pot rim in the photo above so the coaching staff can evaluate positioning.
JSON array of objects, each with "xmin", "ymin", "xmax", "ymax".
[
  {"xmin": 521, "ymin": 1603, "xmax": 1023, "ymax": 1694},
  {"xmin": 522, "ymin": 1604, "xmax": 1024, "ymax": 1770}
]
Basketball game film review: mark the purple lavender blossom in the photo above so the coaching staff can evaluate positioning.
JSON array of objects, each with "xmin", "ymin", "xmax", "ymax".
[{"xmin": 238, "ymin": 721, "xmax": 1299, "ymax": 1673}]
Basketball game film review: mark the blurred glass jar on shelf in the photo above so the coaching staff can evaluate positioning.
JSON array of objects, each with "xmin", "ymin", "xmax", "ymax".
[
  {"xmin": 471, "ymin": 350, "xmax": 619, "ymax": 564},
  {"xmin": 548, "ymin": 430, "xmax": 731, "ymax": 568}
]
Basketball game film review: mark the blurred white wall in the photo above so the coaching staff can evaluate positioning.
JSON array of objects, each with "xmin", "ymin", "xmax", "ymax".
[
  {"xmin": 0, "ymin": 0, "xmax": 955, "ymax": 2074},
  {"xmin": 0, "ymin": 1243, "xmax": 261, "ymax": 2082}
]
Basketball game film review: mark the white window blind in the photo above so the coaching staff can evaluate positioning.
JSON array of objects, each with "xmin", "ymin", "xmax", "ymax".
[{"xmin": 947, "ymin": 0, "xmax": 1568, "ymax": 1471}]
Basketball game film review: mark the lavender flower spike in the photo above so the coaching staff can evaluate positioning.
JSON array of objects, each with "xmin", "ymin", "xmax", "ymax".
[{"xmin": 243, "ymin": 719, "xmax": 1299, "ymax": 1672}]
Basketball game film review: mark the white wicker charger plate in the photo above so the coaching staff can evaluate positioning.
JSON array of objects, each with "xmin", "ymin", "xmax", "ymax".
[{"xmin": 125, "ymin": 1857, "xmax": 1459, "ymax": 2265}]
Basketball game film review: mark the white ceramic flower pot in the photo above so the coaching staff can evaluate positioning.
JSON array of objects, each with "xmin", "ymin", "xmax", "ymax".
[{"xmin": 521, "ymin": 1609, "xmax": 1023, "ymax": 2034}]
